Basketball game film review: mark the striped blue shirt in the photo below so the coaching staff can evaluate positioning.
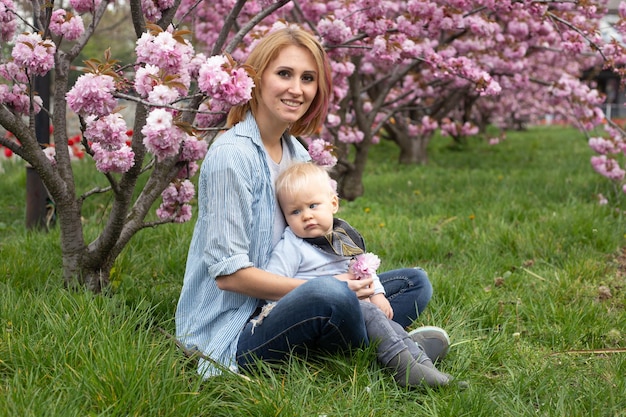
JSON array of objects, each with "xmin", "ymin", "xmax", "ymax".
[{"xmin": 175, "ymin": 112, "xmax": 310, "ymax": 377}]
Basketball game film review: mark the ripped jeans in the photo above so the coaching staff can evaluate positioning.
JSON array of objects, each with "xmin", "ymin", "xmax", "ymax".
[{"xmin": 236, "ymin": 268, "xmax": 433, "ymax": 371}]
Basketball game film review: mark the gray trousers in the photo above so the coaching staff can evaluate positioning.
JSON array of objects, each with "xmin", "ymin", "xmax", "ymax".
[{"xmin": 359, "ymin": 300, "xmax": 430, "ymax": 366}]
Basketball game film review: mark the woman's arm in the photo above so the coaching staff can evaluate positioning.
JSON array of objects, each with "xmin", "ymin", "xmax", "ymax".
[
  {"xmin": 217, "ymin": 268, "xmax": 376, "ymax": 301},
  {"xmin": 216, "ymin": 267, "xmax": 305, "ymax": 300}
]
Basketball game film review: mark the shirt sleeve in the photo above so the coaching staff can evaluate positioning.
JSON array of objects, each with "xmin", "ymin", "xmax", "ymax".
[{"xmin": 201, "ymin": 142, "xmax": 259, "ymax": 278}]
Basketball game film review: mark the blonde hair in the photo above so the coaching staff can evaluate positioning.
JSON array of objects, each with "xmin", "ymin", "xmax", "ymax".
[
  {"xmin": 275, "ymin": 162, "xmax": 335, "ymax": 203},
  {"xmin": 226, "ymin": 26, "xmax": 332, "ymax": 137}
]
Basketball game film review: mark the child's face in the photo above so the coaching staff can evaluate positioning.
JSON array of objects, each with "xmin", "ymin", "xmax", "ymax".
[{"xmin": 279, "ymin": 185, "xmax": 338, "ymax": 239}]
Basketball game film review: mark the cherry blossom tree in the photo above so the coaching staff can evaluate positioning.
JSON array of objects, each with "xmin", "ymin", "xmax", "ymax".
[
  {"xmin": 184, "ymin": 0, "xmax": 626, "ymax": 200},
  {"xmin": 2, "ymin": 0, "xmax": 626, "ymax": 291},
  {"xmin": 0, "ymin": 0, "xmax": 286, "ymax": 291}
]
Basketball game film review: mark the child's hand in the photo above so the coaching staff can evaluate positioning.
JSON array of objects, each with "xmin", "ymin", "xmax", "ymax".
[{"xmin": 370, "ymin": 293, "xmax": 393, "ymax": 319}]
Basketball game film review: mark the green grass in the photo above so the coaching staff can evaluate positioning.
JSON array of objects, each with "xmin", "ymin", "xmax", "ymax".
[{"xmin": 1, "ymin": 125, "xmax": 625, "ymax": 416}]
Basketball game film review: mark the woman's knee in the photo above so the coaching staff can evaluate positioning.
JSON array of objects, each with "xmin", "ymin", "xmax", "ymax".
[
  {"xmin": 410, "ymin": 267, "xmax": 433, "ymax": 299},
  {"xmin": 304, "ymin": 276, "xmax": 360, "ymax": 314}
]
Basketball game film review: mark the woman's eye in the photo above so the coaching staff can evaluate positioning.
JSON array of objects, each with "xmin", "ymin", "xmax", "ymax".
[
  {"xmin": 302, "ymin": 74, "xmax": 315, "ymax": 83},
  {"xmin": 278, "ymin": 70, "xmax": 291, "ymax": 78}
]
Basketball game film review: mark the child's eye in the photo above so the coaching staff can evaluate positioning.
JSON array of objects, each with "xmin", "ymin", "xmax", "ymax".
[
  {"xmin": 291, "ymin": 209, "xmax": 301, "ymax": 215},
  {"xmin": 309, "ymin": 203, "xmax": 318, "ymax": 209}
]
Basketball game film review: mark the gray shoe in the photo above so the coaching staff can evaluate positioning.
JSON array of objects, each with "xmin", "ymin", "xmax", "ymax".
[{"xmin": 408, "ymin": 326, "xmax": 450, "ymax": 363}]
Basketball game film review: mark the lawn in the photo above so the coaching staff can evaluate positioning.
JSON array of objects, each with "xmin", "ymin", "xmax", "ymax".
[{"xmin": 0, "ymin": 125, "xmax": 624, "ymax": 416}]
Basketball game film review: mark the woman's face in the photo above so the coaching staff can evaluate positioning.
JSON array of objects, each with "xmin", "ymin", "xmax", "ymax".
[{"xmin": 256, "ymin": 45, "xmax": 318, "ymax": 132}]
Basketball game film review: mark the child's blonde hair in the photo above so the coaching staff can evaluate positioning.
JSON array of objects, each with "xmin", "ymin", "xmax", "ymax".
[{"xmin": 275, "ymin": 162, "xmax": 336, "ymax": 203}]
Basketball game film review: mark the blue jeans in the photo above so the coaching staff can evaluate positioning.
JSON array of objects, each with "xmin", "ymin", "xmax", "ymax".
[
  {"xmin": 379, "ymin": 267, "xmax": 433, "ymax": 328},
  {"xmin": 236, "ymin": 276, "xmax": 366, "ymax": 370},
  {"xmin": 236, "ymin": 268, "xmax": 432, "ymax": 370}
]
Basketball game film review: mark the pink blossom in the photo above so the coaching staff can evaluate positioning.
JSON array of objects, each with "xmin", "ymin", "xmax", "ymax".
[
  {"xmin": 91, "ymin": 142, "xmax": 135, "ymax": 173},
  {"xmin": 195, "ymin": 99, "xmax": 230, "ymax": 128},
  {"xmin": 416, "ymin": 116, "xmax": 438, "ymax": 136},
  {"xmin": 349, "ymin": 253, "xmax": 381, "ymax": 280},
  {"xmin": 179, "ymin": 136, "xmax": 208, "ymax": 162},
  {"xmin": 0, "ymin": 61, "xmax": 28, "ymax": 84},
  {"xmin": 588, "ymin": 137, "xmax": 618, "ymax": 155},
  {"xmin": 141, "ymin": 108, "xmax": 184, "ymax": 160},
  {"xmin": 70, "ymin": 0, "xmax": 101, "ymax": 14},
  {"xmin": 307, "ymin": 138, "xmax": 337, "ymax": 167},
  {"xmin": 84, "ymin": 113, "xmax": 129, "ymax": 149},
  {"xmin": 591, "ymin": 155, "xmax": 626, "ymax": 181},
  {"xmin": 0, "ymin": 0, "xmax": 17, "ymax": 42},
  {"xmin": 157, "ymin": 203, "xmax": 192, "ymax": 223},
  {"xmin": 135, "ymin": 29, "xmax": 194, "ymax": 76},
  {"xmin": 49, "ymin": 9, "xmax": 85, "ymax": 40},
  {"xmin": 0, "ymin": 83, "xmax": 42, "ymax": 115},
  {"xmin": 177, "ymin": 161, "xmax": 199, "ymax": 179},
  {"xmin": 134, "ymin": 64, "xmax": 161, "ymax": 97},
  {"xmin": 11, "ymin": 33, "xmax": 56, "ymax": 76},
  {"xmin": 197, "ymin": 55, "xmax": 254, "ymax": 106},
  {"xmin": 338, "ymin": 125, "xmax": 364, "ymax": 144},
  {"xmin": 157, "ymin": 179, "xmax": 195, "ymax": 222},
  {"xmin": 43, "ymin": 146, "xmax": 56, "ymax": 165},
  {"xmin": 326, "ymin": 114, "xmax": 341, "ymax": 128},
  {"xmin": 147, "ymin": 84, "xmax": 180, "ymax": 105},
  {"xmin": 318, "ymin": 17, "xmax": 353, "ymax": 44},
  {"xmin": 141, "ymin": 0, "xmax": 162, "ymax": 22},
  {"xmin": 66, "ymin": 73, "xmax": 117, "ymax": 117}
]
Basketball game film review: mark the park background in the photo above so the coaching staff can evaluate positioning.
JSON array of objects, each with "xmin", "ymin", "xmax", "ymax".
[{"xmin": 1, "ymin": 0, "xmax": 626, "ymax": 416}]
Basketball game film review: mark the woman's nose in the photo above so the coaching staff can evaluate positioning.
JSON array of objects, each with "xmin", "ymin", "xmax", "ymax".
[{"xmin": 288, "ymin": 79, "xmax": 303, "ymax": 95}]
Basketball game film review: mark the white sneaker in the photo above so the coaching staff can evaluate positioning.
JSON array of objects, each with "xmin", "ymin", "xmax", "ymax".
[{"xmin": 408, "ymin": 326, "xmax": 450, "ymax": 363}]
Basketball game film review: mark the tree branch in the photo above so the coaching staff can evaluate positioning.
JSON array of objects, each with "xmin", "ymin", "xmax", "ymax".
[{"xmin": 224, "ymin": 0, "xmax": 292, "ymax": 54}]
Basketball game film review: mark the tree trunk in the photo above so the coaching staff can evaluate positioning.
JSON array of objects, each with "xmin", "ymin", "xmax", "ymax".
[
  {"xmin": 397, "ymin": 134, "xmax": 430, "ymax": 165},
  {"xmin": 334, "ymin": 142, "xmax": 370, "ymax": 201}
]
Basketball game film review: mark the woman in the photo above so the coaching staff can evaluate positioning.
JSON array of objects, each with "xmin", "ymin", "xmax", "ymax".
[{"xmin": 175, "ymin": 25, "xmax": 439, "ymax": 378}]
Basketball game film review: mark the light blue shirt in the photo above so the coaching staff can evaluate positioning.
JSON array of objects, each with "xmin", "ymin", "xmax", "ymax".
[
  {"xmin": 175, "ymin": 112, "xmax": 310, "ymax": 376},
  {"xmin": 266, "ymin": 227, "xmax": 385, "ymax": 294}
]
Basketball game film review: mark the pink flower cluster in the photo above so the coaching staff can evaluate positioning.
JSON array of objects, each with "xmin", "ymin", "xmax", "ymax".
[
  {"xmin": 0, "ymin": 0, "xmax": 17, "ymax": 42},
  {"xmin": 156, "ymin": 179, "xmax": 195, "ymax": 222},
  {"xmin": 318, "ymin": 17, "xmax": 353, "ymax": 45},
  {"xmin": 135, "ymin": 28, "xmax": 193, "ymax": 83},
  {"xmin": 83, "ymin": 113, "xmax": 135, "ymax": 174},
  {"xmin": 49, "ymin": 9, "xmax": 85, "ymax": 40},
  {"xmin": 587, "ymin": 125, "xmax": 626, "ymax": 198},
  {"xmin": 307, "ymin": 138, "xmax": 337, "ymax": 167},
  {"xmin": 591, "ymin": 155, "xmax": 626, "ymax": 181},
  {"xmin": 11, "ymin": 33, "xmax": 56, "ymax": 76},
  {"xmin": 338, "ymin": 125, "xmax": 364, "ymax": 144},
  {"xmin": 349, "ymin": 252, "xmax": 381, "ymax": 280},
  {"xmin": 194, "ymin": 99, "xmax": 229, "ymax": 128},
  {"xmin": 0, "ymin": 83, "xmax": 42, "ymax": 115},
  {"xmin": 141, "ymin": 0, "xmax": 175, "ymax": 23},
  {"xmin": 197, "ymin": 55, "xmax": 254, "ymax": 106},
  {"xmin": 70, "ymin": 0, "xmax": 101, "ymax": 14},
  {"xmin": 141, "ymin": 108, "xmax": 187, "ymax": 161},
  {"xmin": 66, "ymin": 73, "xmax": 117, "ymax": 117},
  {"xmin": 440, "ymin": 118, "xmax": 479, "ymax": 138}
]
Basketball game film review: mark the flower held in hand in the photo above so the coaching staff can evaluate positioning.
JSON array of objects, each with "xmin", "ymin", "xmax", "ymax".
[{"xmin": 349, "ymin": 253, "xmax": 381, "ymax": 280}]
